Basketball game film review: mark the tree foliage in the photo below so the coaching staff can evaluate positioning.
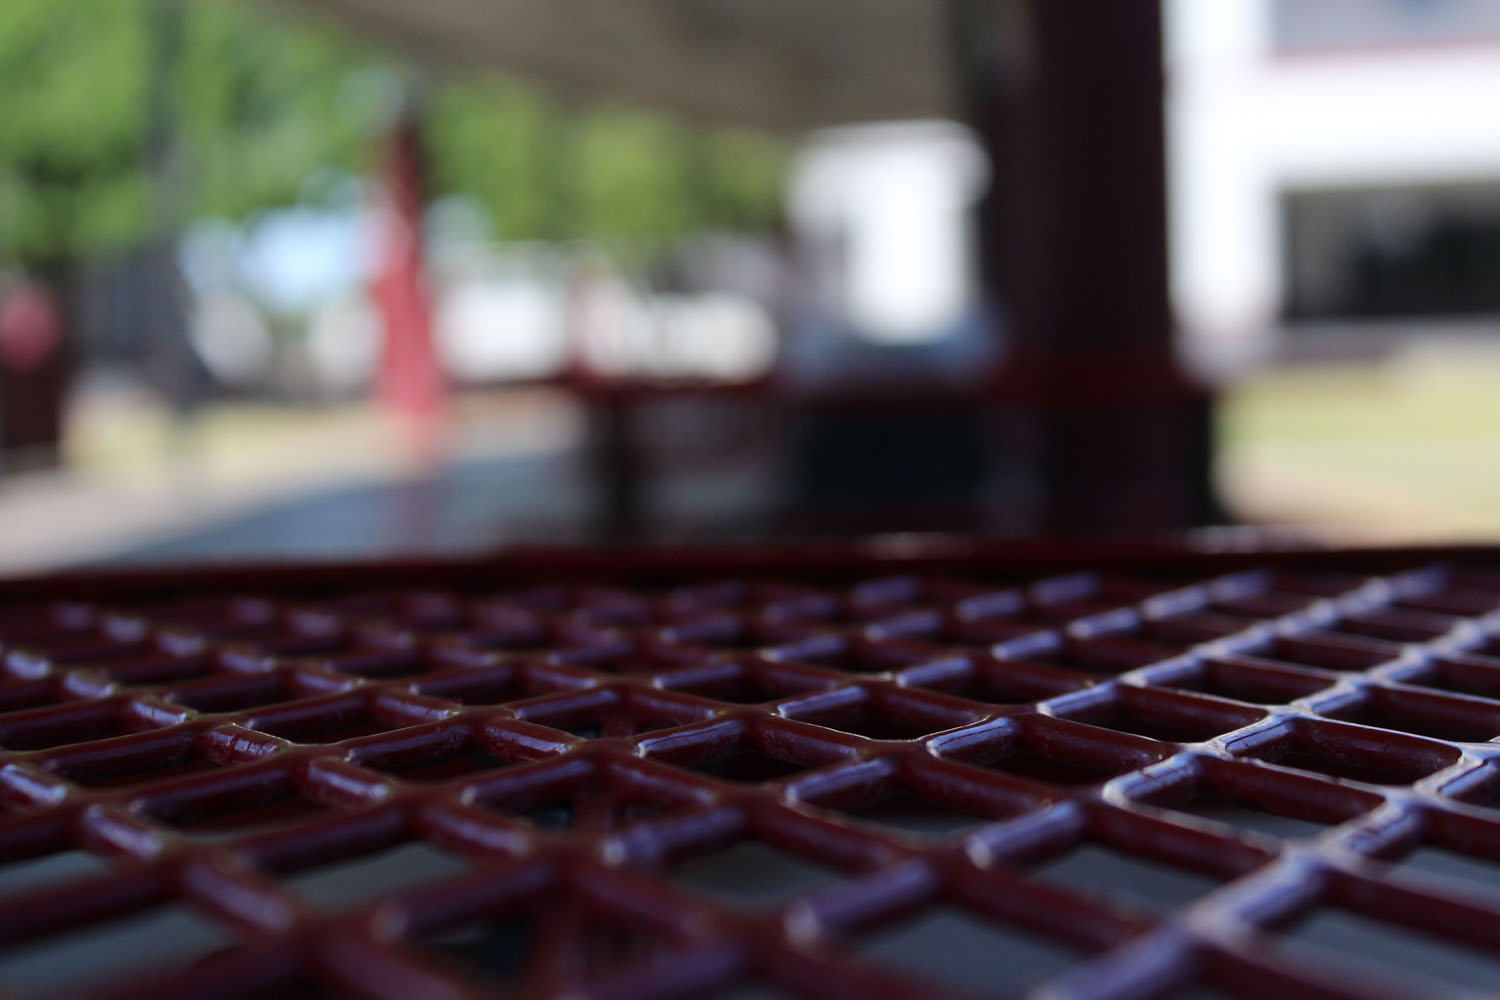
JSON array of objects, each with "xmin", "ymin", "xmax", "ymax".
[
  {"xmin": 424, "ymin": 80, "xmax": 788, "ymax": 246},
  {"xmin": 0, "ymin": 1, "xmax": 151, "ymax": 266},
  {"xmin": 174, "ymin": 3, "xmax": 372, "ymax": 220},
  {"xmin": 0, "ymin": 0, "xmax": 787, "ymax": 272}
]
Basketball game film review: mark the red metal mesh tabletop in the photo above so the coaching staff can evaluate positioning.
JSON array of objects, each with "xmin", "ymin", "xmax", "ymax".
[{"xmin": 5, "ymin": 544, "xmax": 1500, "ymax": 999}]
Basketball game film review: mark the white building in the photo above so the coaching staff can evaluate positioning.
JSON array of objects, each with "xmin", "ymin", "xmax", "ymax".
[{"xmin": 1168, "ymin": 0, "xmax": 1500, "ymax": 377}]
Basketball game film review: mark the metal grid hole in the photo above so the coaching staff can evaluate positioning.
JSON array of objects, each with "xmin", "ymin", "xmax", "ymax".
[{"xmin": 4, "ymin": 551, "xmax": 1500, "ymax": 999}]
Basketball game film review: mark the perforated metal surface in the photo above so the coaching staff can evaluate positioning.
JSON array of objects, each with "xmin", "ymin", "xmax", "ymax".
[{"xmin": 5, "ymin": 548, "xmax": 1500, "ymax": 999}]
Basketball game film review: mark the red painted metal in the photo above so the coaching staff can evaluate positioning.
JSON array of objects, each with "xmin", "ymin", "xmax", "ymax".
[
  {"xmin": 372, "ymin": 110, "xmax": 445, "ymax": 458},
  {"xmin": 3, "ymin": 544, "xmax": 1500, "ymax": 999}
]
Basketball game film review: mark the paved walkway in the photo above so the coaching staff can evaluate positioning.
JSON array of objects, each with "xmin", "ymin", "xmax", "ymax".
[
  {"xmin": 0, "ymin": 388, "xmax": 584, "ymax": 573},
  {"xmin": 111, "ymin": 449, "xmax": 591, "ymax": 565}
]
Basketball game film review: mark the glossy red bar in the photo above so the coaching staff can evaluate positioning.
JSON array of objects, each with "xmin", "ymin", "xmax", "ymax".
[{"xmin": 0, "ymin": 544, "xmax": 1497, "ymax": 999}]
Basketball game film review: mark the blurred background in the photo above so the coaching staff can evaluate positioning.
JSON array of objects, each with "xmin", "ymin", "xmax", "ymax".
[{"xmin": 2, "ymin": 0, "xmax": 1500, "ymax": 570}]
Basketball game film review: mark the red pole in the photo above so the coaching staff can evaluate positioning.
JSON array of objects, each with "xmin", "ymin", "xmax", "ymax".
[
  {"xmin": 370, "ymin": 109, "xmax": 445, "ymax": 461},
  {"xmin": 0, "ymin": 281, "xmax": 67, "ymax": 473}
]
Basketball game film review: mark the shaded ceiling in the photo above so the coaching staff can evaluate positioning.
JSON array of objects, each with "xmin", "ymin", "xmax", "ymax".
[{"xmin": 289, "ymin": 0, "xmax": 959, "ymax": 132}]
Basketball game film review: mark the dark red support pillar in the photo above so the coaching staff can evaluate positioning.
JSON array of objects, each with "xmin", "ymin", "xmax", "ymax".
[{"xmin": 966, "ymin": 0, "xmax": 1219, "ymax": 537}]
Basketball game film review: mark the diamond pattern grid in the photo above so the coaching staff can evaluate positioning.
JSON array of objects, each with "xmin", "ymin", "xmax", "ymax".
[{"xmin": 0, "ymin": 552, "xmax": 1499, "ymax": 998}]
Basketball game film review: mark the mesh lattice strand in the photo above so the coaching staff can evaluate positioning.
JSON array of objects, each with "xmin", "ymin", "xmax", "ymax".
[{"xmin": 2, "ymin": 548, "xmax": 1500, "ymax": 999}]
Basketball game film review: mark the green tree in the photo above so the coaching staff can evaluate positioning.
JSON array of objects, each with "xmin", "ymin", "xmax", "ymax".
[
  {"xmin": 425, "ymin": 80, "xmax": 788, "ymax": 246},
  {"xmin": 174, "ymin": 2, "xmax": 372, "ymax": 220},
  {"xmin": 0, "ymin": 1, "xmax": 151, "ymax": 268},
  {"xmin": 0, "ymin": 0, "xmax": 375, "ymax": 268},
  {"xmin": 0, "ymin": 0, "xmax": 787, "ymax": 275},
  {"xmin": 0, "ymin": 0, "xmax": 787, "ymax": 460},
  {"xmin": 0, "ymin": 0, "xmax": 372, "ymax": 459},
  {"xmin": 424, "ymin": 78, "xmax": 559, "ymax": 241}
]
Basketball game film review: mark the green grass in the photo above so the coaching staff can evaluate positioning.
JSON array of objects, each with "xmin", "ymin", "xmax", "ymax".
[{"xmin": 1219, "ymin": 349, "xmax": 1500, "ymax": 538}]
